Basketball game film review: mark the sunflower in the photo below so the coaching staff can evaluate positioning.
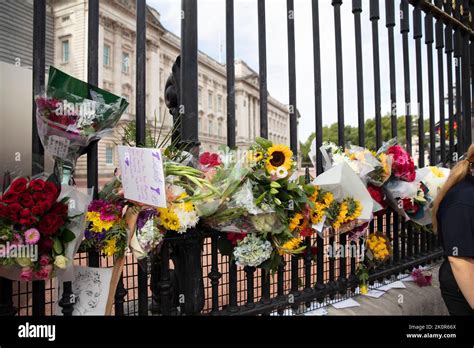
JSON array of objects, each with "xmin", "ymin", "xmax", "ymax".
[
  {"xmin": 265, "ymin": 144, "xmax": 293, "ymax": 173},
  {"xmin": 278, "ymin": 237, "xmax": 303, "ymax": 256},
  {"xmin": 310, "ymin": 203, "xmax": 326, "ymax": 225},
  {"xmin": 289, "ymin": 213, "xmax": 306, "ymax": 232}
]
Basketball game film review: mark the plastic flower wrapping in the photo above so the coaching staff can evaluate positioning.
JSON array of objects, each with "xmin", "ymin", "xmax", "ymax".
[
  {"xmin": 317, "ymin": 142, "xmax": 391, "ymax": 187},
  {"xmin": 311, "ymin": 162, "xmax": 373, "ymax": 235},
  {"xmin": 0, "ymin": 176, "xmax": 91, "ymax": 281},
  {"xmin": 35, "ymin": 67, "xmax": 128, "ymax": 183}
]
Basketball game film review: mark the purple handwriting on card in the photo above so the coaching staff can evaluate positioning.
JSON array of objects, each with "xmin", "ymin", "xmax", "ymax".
[{"xmin": 118, "ymin": 146, "xmax": 167, "ymax": 208}]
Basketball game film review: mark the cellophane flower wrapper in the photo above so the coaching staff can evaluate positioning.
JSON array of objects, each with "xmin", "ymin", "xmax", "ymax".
[
  {"xmin": 383, "ymin": 178, "xmax": 432, "ymax": 225},
  {"xmin": 55, "ymin": 185, "xmax": 93, "ymax": 282},
  {"xmin": 195, "ymin": 149, "xmax": 251, "ymax": 221},
  {"xmin": 35, "ymin": 67, "xmax": 128, "ymax": 173},
  {"xmin": 416, "ymin": 166, "xmax": 450, "ymax": 203}
]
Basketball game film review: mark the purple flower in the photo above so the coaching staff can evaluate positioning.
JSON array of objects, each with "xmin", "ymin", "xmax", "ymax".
[
  {"xmin": 96, "ymin": 230, "xmax": 107, "ymax": 241},
  {"xmin": 84, "ymin": 229, "xmax": 93, "ymax": 240},
  {"xmin": 137, "ymin": 209, "xmax": 157, "ymax": 230}
]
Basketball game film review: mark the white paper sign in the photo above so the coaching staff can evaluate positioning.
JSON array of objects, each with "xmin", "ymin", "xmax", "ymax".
[{"xmin": 118, "ymin": 146, "xmax": 167, "ymax": 207}]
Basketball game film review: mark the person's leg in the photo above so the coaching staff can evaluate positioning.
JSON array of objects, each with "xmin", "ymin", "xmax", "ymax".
[{"xmin": 439, "ymin": 260, "xmax": 474, "ymax": 315}]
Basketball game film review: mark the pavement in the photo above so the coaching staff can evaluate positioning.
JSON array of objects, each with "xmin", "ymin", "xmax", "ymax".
[{"xmin": 304, "ymin": 262, "xmax": 449, "ymax": 316}]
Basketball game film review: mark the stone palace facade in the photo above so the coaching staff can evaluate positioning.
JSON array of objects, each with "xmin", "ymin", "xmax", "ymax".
[{"xmin": 50, "ymin": 0, "xmax": 290, "ymax": 178}]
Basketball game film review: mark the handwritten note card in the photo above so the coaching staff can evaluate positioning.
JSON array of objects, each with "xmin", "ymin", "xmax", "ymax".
[{"xmin": 118, "ymin": 146, "xmax": 167, "ymax": 208}]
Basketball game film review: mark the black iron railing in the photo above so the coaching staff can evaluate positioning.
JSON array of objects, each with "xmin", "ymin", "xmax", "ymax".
[{"xmin": 0, "ymin": 0, "xmax": 473, "ymax": 316}]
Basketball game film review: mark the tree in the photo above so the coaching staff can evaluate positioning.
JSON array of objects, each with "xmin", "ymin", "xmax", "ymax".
[{"xmin": 301, "ymin": 114, "xmax": 430, "ymax": 159}]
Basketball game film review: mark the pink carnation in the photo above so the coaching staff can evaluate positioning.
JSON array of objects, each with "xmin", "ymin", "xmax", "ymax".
[{"xmin": 24, "ymin": 228, "xmax": 40, "ymax": 245}]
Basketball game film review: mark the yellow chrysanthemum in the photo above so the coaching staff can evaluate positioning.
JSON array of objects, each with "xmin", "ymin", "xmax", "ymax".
[
  {"xmin": 103, "ymin": 238, "xmax": 117, "ymax": 257},
  {"xmin": 278, "ymin": 237, "xmax": 302, "ymax": 256},
  {"xmin": 360, "ymin": 284, "xmax": 369, "ymax": 295},
  {"xmin": 265, "ymin": 144, "xmax": 293, "ymax": 173},
  {"xmin": 86, "ymin": 211, "xmax": 115, "ymax": 233},
  {"xmin": 158, "ymin": 208, "xmax": 181, "ymax": 231},
  {"xmin": 289, "ymin": 213, "xmax": 306, "ymax": 232}
]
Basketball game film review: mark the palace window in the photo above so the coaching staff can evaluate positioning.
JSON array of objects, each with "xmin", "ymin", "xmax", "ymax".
[
  {"xmin": 103, "ymin": 44, "xmax": 111, "ymax": 67},
  {"xmin": 105, "ymin": 144, "xmax": 114, "ymax": 165},
  {"xmin": 62, "ymin": 40, "xmax": 69, "ymax": 63}
]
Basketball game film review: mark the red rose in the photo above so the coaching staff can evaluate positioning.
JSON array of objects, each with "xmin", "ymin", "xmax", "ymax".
[
  {"xmin": 8, "ymin": 203, "xmax": 22, "ymax": 214},
  {"xmin": 20, "ymin": 209, "xmax": 31, "ymax": 218},
  {"xmin": 32, "ymin": 201, "xmax": 50, "ymax": 217},
  {"xmin": 32, "ymin": 192, "xmax": 44, "ymax": 202},
  {"xmin": 19, "ymin": 216, "xmax": 36, "ymax": 226},
  {"xmin": 38, "ymin": 237, "xmax": 53, "ymax": 253},
  {"xmin": 9, "ymin": 178, "xmax": 28, "ymax": 194},
  {"xmin": 38, "ymin": 214, "xmax": 64, "ymax": 236},
  {"xmin": 199, "ymin": 152, "xmax": 212, "ymax": 166},
  {"xmin": 1, "ymin": 191, "xmax": 19, "ymax": 204},
  {"xmin": 208, "ymin": 153, "xmax": 221, "ymax": 167},
  {"xmin": 367, "ymin": 185, "xmax": 385, "ymax": 206},
  {"xmin": 49, "ymin": 202, "xmax": 68, "ymax": 218},
  {"xmin": 29, "ymin": 179, "xmax": 46, "ymax": 192},
  {"xmin": 20, "ymin": 193, "xmax": 35, "ymax": 208},
  {"xmin": 387, "ymin": 145, "xmax": 416, "ymax": 182},
  {"xmin": 43, "ymin": 182, "xmax": 60, "ymax": 202}
]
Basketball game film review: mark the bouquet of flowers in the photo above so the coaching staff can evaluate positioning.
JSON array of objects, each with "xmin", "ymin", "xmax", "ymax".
[
  {"xmin": 81, "ymin": 199, "xmax": 128, "ymax": 258},
  {"xmin": 200, "ymin": 139, "xmax": 310, "ymax": 272},
  {"xmin": 35, "ymin": 67, "xmax": 128, "ymax": 183},
  {"xmin": 377, "ymin": 139, "xmax": 416, "ymax": 182},
  {"xmin": 318, "ymin": 143, "xmax": 391, "ymax": 187},
  {"xmin": 416, "ymin": 166, "xmax": 450, "ymax": 203},
  {"xmin": 311, "ymin": 162, "xmax": 373, "ymax": 235},
  {"xmin": 0, "ymin": 177, "xmax": 88, "ymax": 281},
  {"xmin": 356, "ymin": 232, "xmax": 392, "ymax": 294}
]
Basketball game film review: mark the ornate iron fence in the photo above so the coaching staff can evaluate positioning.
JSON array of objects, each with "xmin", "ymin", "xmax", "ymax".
[{"xmin": 0, "ymin": 0, "xmax": 473, "ymax": 316}]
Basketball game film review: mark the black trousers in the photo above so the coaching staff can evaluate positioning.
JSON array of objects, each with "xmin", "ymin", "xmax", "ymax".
[{"xmin": 439, "ymin": 260, "xmax": 474, "ymax": 316}]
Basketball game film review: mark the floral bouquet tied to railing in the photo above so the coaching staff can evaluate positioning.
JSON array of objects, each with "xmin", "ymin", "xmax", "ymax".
[
  {"xmin": 0, "ymin": 176, "xmax": 89, "ymax": 281},
  {"xmin": 35, "ymin": 66, "xmax": 129, "ymax": 184}
]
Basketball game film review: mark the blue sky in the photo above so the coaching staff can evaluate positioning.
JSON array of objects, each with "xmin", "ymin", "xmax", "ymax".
[{"xmin": 148, "ymin": 0, "xmax": 446, "ymax": 143}]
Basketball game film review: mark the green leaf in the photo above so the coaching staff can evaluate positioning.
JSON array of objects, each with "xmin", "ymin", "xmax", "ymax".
[
  {"xmin": 255, "ymin": 137, "xmax": 272, "ymax": 149},
  {"xmin": 53, "ymin": 238, "xmax": 63, "ymax": 255},
  {"xmin": 60, "ymin": 229, "xmax": 76, "ymax": 243}
]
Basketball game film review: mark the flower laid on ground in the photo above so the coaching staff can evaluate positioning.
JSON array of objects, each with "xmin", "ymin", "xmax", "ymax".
[
  {"xmin": 233, "ymin": 234, "xmax": 273, "ymax": 267},
  {"xmin": 0, "ymin": 177, "xmax": 79, "ymax": 281},
  {"xmin": 411, "ymin": 267, "xmax": 433, "ymax": 287},
  {"xmin": 81, "ymin": 199, "xmax": 127, "ymax": 257}
]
